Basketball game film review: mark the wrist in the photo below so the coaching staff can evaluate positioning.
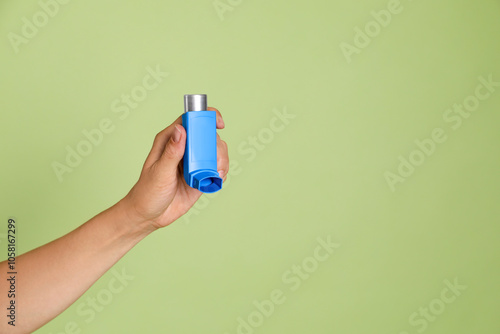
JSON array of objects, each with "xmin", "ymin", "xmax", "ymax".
[{"xmin": 111, "ymin": 197, "xmax": 157, "ymax": 241}]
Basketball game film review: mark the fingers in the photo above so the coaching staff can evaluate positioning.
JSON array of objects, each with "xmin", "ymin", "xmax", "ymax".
[
  {"xmin": 210, "ymin": 107, "xmax": 228, "ymax": 180},
  {"xmin": 157, "ymin": 124, "xmax": 186, "ymax": 174},
  {"xmin": 216, "ymin": 133, "xmax": 229, "ymax": 181},
  {"xmin": 211, "ymin": 107, "xmax": 227, "ymax": 180},
  {"xmin": 208, "ymin": 107, "xmax": 225, "ymax": 129},
  {"xmin": 143, "ymin": 115, "xmax": 183, "ymax": 169}
]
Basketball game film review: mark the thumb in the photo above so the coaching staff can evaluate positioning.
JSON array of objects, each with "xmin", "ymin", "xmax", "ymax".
[{"xmin": 158, "ymin": 124, "xmax": 185, "ymax": 175}]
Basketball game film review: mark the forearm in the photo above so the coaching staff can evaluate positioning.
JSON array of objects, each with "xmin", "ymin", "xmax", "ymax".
[
  {"xmin": 0, "ymin": 199, "xmax": 153, "ymax": 333},
  {"xmin": 0, "ymin": 108, "xmax": 228, "ymax": 333}
]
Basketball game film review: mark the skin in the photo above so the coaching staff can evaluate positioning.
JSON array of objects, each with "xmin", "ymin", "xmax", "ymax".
[{"xmin": 0, "ymin": 108, "xmax": 229, "ymax": 333}]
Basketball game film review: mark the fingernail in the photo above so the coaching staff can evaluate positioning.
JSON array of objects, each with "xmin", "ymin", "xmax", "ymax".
[
  {"xmin": 218, "ymin": 170, "xmax": 225, "ymax": 178},
  {"xmin": 173, "ymin": 125, "xmax": 181, "ymax": 143}
]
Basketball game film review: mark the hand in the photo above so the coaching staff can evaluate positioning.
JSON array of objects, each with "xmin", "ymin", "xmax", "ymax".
[{"xmin": 121, "ymin": 107, "xmax": 228, "ymax": 230}]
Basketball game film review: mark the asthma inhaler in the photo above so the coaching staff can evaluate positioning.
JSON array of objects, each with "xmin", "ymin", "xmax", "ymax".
[{"xmin": 182, "ymin": 94, "xmax": 223, "ymax": 193}]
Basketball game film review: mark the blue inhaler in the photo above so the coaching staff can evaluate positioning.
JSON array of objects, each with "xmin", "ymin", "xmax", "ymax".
[{"xmin": 182, "ymin": 94, "xmax": 222, "ymax": 193}]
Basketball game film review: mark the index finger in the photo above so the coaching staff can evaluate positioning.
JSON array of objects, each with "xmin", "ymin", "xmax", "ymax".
[{"xmin": 208, "ymin": 107, "xmax": 225, "ymax": 129}]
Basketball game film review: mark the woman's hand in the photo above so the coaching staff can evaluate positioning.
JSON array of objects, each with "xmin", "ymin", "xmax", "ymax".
[
  {"xmin": 0, "ymin": 109, "xmax": 229, "ymax": 333},
  {"xmin": 121, "ymin": 107, "xmax": 229, "ymax": 230}
]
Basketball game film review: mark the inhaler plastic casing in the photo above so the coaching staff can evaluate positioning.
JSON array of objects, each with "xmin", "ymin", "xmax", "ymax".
[{"xmin": 182, "ymin": 94, "xmax": 222, "ymax": 193}]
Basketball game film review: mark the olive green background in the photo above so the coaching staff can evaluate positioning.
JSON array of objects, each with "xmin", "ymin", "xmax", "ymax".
[{"xmin": 1, "ymin": 0, "xmax": 499, "ymax": 333}]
